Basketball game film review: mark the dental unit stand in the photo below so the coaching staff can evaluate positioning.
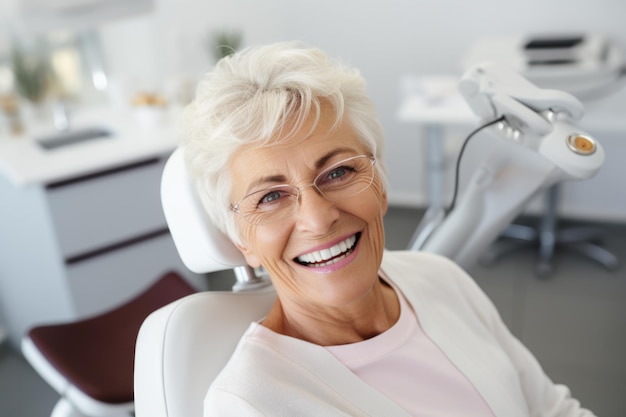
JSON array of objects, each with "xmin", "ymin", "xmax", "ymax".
[
  {"xmin": 411, "ymin": 63, "xmax": 613, "ymax": 274},
  {"xmin": 480, "ymin": 183, "xmax": 619, "ymax": 277},
  {"xmin": 407, "ymin": 125, "xmax": 447, "ymax": 251}
]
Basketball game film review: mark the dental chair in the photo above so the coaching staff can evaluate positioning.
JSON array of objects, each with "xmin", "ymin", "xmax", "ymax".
[
  {"xmin": 133, "ymin": 62, "xmax": 606, "ymax": 417},
  {"xmin": 134, "ymin": 149, "xmax": 275, "ymax": 417},
  {"xmin": 21, "ymin": 271, "xmax": 197, "ymax": 417}
]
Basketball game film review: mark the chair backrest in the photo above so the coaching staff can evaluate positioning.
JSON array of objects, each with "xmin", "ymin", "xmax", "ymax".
[
  {"xmin": 134, "ymin": 148, "xmax": 275, "ymax": 417},
  {"xmin": 134, "ymin": 288, "xmax": 276, "ymax": 417},
  {"xmin": 160, "ymin": 148, "xmax": 246, "ymax": 274}
]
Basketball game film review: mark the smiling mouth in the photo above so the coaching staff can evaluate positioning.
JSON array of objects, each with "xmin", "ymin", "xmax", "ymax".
[{"xmin": 295, "ymin": 233, "xmax": 361, "ymax": 267}]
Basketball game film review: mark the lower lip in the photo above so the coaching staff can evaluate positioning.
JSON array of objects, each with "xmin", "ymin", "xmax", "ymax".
[{"xmin": 297, "ymin": 238, "xmax": 360, "ymax": 274}]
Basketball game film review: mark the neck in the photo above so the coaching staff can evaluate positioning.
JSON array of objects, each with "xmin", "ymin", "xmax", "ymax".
[{"xmin": 262, "ymin": 278, "xmax": 400, "ymax": 346}]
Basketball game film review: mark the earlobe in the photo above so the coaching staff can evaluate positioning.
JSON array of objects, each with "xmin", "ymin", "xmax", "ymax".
[{"xmin": 236, "ymin": 244, "xmax": 261, "ymax": 268}]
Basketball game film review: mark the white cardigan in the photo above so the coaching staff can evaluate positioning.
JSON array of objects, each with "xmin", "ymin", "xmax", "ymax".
[{"xmin": 205, "ymin": 251, "xmax": 595, "ymax": 416}]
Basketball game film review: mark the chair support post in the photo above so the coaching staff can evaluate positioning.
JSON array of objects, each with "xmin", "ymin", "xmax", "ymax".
[{"xmin": 232, "ymin": 265, "xmax": 271, "ymax": 292}]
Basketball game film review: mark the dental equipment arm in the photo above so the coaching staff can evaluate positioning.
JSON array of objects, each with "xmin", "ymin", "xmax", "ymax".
[{"xmin": 413, "ymin": 62, "xmax": 605, "ymax": 269}]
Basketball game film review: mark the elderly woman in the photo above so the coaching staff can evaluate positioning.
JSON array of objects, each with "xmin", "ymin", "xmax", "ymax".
[{"xmin": 181, "ymin": 42, "xmax": 595, "ymax": 416}]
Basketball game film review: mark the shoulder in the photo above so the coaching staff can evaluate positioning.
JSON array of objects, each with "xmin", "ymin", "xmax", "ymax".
[
  {"xmin": 381, "ymin": 250, "xmax": 494, "ymax": 317},
  {"xmin": 206, "ymin": 326, "xmax": 370, "ymax": 416},
  {"xmin": 210, "ymin": 325, "xmax": 282, "ymax": 390},
  {"xmin": 205, "ymin": 326, "xmax": 284, "ymax": 413},
  {"xmin": 381, "ymin": 250, "xmax": 468, "ymax": 286},
  {"xmin": 208, "ymin": 324, "xmax": 328, "ymax": 399},
  {"xmin": 382, "ymin": 250, "xmax": 458, "ymax": 268}
]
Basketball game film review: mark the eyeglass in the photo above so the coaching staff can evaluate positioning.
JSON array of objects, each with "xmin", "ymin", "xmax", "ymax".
[{"xmin": 230, "ymin": 155, "xmax": 376, "ymax": 225}]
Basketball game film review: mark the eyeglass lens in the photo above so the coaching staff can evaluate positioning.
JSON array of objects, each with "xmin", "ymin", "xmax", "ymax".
[{"xmin": 234, "ymin": 155, "xmax": 375, "ymax": 224}]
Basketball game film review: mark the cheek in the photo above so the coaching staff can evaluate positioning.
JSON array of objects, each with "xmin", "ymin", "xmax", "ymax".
[
  {"xmin": 238, "ymin": 221, "xmax": 255, "ymax": 245},
  {"xmin": 256, "ymin": 223, "xmax": 287, "ymax": 248},
  {"xmin": 364, "ymin": 181, "xmax": 387, "ymax": 255},
  {"xmin": 239, "ymin": 221, "xmax": 291, "ymax": 265},
  {"xmin": 369, "ymin": 204, "xmax": 386, "ymax": 254}
]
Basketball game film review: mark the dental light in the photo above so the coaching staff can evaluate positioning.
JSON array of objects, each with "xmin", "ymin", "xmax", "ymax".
[{"xmin": 412, "ymin": 62, "xmax": 605, "ymax": 269}]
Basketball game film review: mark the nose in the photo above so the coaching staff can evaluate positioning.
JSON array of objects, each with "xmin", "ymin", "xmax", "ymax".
[{"xmin": 294, "ymin": 186, "xmax": 339, "ymax": 234}]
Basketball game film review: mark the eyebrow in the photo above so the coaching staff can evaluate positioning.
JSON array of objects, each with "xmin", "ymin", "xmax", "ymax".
[
  {"xmin": 314, "ymin": 147, "xmax": 355, "ymax": 170},
  {"xmin": 246, "ymin": 147, "xmax": 358, "ymax": 192}
]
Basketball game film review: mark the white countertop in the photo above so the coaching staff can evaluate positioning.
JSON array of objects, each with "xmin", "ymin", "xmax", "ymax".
[
  {"xmin": 0, "ymin": 106, "xmax": 182, "ymax": 187},
  {"xmin": 397, "ymin": 76, "xmax": 476, "ymax": 125}
]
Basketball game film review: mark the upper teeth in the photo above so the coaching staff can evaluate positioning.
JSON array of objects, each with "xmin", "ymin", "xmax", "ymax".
[{"xmin": 297, "ymin": 235, "xmax": 357, "ymax": 264}]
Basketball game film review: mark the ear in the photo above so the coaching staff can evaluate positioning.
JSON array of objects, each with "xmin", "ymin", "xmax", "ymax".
[{"xmin": 235, "ymin": 243, "xmax": 262, "ymax": 268}]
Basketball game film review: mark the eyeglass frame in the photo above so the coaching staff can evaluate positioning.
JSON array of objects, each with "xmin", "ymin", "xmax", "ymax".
[{"xmin": 229, "ymin": 155, "xmax": 377, "ymax": 225}]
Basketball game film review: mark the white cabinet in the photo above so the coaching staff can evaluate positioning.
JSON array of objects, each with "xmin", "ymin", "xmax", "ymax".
[
  {"xmin": 46, "ymin": 158, "xmax": 168, "ymax": 260},
  {"xmin": 0, "ymin": 154, "xmax": 209, "ymax": 347}
]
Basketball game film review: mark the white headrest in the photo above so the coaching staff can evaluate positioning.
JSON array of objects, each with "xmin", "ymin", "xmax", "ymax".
[{"xmin": 161, "ymin": 148, "xmax": 246, "ymax": 273}]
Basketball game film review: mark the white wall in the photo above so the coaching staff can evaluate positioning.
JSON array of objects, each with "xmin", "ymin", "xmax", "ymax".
[{"xmin": 4, "ymin": 0, "xmax": 626, "ymax": 221}]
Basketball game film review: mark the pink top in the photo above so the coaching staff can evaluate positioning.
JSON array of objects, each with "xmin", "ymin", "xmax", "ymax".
[{"xmin": 325, "ymin": 283, "xmax": 496, "ymax": 416}]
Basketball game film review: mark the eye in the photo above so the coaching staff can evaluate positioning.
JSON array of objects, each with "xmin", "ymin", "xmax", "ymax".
[
  {"xmin": 328, "ymin": 166, "xmax": 348, "ymax": 180},
  {"xmin": 259, "ymin": 190, "xmax": 283, "ymax": 205},
  {"xmin": 318, "ymin": 164, "xmax": 357, "ymax": 187},
  {"xmin": 252, "ymin": 186, "xmax": 297, "ymax": 211}
]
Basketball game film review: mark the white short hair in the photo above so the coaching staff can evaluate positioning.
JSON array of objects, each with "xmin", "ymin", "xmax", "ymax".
[{"xmin": 181, "ymin": 41, "xmax": 388, "ymax": 245}]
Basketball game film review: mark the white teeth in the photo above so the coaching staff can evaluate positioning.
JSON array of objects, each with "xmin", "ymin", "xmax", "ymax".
[{"xmin": 297, "ymin": 235, "xmax": 357, "ymax": 265}]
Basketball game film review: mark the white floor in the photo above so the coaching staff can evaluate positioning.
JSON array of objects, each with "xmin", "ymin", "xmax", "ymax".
[{"xmin": 1, "ymin": 206, "xmax": 624, "ymax": 416}]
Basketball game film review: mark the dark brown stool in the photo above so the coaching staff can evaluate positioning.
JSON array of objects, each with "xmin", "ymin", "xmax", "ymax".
[{"xmin": 21, "ymin": 271, "xmax": 197, "ymax": 417}]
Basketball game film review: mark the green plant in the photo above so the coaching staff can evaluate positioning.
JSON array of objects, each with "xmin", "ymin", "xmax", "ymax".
[
  {"xmin": 208, "ymin": 30, "xmax": 243, "ymax": 62},
  {"xmin": 11, "ymin": 43, "xmax": 50, "ymax": 103}
]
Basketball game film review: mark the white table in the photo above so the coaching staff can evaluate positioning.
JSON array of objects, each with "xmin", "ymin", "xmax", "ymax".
[{"xmin": 397, "ymin": 76, "xmax": 476, "ymax": 249}]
